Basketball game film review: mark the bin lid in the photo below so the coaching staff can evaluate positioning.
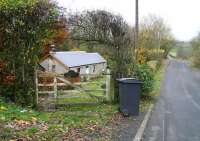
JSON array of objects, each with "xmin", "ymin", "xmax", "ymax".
[{"xmin": 117, "ymin": 78, "xmax": 143, "ymax": 84}]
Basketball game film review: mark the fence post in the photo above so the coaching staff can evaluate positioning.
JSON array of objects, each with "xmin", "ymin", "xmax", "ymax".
[
  {"xmin": 106, "ymin": 68, "xmax": 111, "ymax": 101},
  {"xmin": 54, "ymin": 76, "xmax": 57, "ymax": 98},
  {"xmin": 54, "ymin": 76, "xmax": 58, "ymax": 109},
  {"xmin": 35, "ymin": 70, "xmax": 39, "ymax": 105}
]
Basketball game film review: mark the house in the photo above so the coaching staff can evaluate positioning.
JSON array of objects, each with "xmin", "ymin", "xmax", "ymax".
[{"xmin": 40, "ymin": 51, "xmax": 107, "ymax": 75}]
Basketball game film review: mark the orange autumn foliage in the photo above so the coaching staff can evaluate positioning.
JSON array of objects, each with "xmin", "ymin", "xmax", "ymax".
[
  {"xmin": 136, "ymin": 47, "xmax": 148, "ymax": 65},
  {"xmin": 0, "ymin": 60, "xmax": 7, "ymax": 72},
  {"xmin": 42, "ymin": 43, "xmax": 51, "ymax": 56},
  {"xmin": 42, "ymin": 28, "xmax": 69, "ymax": 57},
  {"xmin": 53, "ymin": 29, "xmax": 69, "ymax": 44},
  {"xmin": 0, "ymin": 60, "xmax": 16, "ymax": 85},
  {"xmin": 3, "ymin": 74, "xmax": 16, "ymax": 85}
]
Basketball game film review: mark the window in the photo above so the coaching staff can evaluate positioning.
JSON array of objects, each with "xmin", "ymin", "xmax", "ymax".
[
  {"xmin": 77, "ymin": 68, "xmax": 80, "ymax": 73},
  {"xmin": 93, "ymin": 65, "xmax": 96, "ymax": 72},
  {"xmin": 52, "ymin": 65, "xmax": 56, "ymax": 72},
  {"xmin": 85, "ymin": 66, "xmax": 89, "ymax": 74}
]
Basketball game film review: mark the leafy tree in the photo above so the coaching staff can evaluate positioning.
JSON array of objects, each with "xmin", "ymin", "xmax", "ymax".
[
  {"xmin": 0, "ymin": 0, "xmax": 66, "ymax": 105},
  {"xmin": 191, "ymin": 34, "xmax": 200, "ymax": 67},
  {"xmin": 139, "ymin": 15, "xmax": 175, "ymax": 59}
]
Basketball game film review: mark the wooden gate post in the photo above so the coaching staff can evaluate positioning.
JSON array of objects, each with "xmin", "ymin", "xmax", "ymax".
[
  {"xmin": 54, "ymin": 76, "xmax": 57, "ymax": 98},
  {"xmin": 106, "ymin": 68, "xmax": 111, "ymax": 101},
  {"xmin": 54, "ymin": 76, "xmax": 58, "ymax": 109},
  {"xmin": 35, "ymin": 70, "xmax": 39, "ymax": 105}
]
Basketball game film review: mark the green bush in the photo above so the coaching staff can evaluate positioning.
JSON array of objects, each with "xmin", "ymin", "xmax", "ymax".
[
  {"xmin": 134, "ymin": 64, "xmax": 154, "ymax": 97},
  {"xmin": 191, "ymin": 34, "xmax": 200, "ymax": 67},
  {"xmin": 192, "ymin": 47, "xmax": 200, "ymax": 67}
]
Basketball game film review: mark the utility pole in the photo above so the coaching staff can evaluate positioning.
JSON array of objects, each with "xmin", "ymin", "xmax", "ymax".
[{"xmin": 134, "ymin": 0, "xmax": 139, "ymax": 57}]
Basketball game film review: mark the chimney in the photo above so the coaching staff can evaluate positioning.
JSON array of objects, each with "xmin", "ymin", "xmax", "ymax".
[{"xmin": 50, "ymin": 44, "xmax": 56, "ymax": 55}]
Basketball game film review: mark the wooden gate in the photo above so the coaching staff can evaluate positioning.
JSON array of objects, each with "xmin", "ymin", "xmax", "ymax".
[{"xmin": 35, "ymin": 71, "xmax": 111, "ymax": 110}]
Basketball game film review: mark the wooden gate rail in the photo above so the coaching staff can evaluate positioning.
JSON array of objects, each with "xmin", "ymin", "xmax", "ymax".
[{"xmin": 35, "ymin": 70, "xmax": 111, "ymax": 106}]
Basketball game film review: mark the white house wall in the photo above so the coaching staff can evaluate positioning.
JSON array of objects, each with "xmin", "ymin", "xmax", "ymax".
[
  {"xmin": 41, "ymin": 57, "xmax": 106, "ymax": 75},
  {"xmin": 40, "ymin": 59, "xmax": 49, "ymax": 71},
  {"xmin": 70, "ymin": 63, "xmax": 106, "ymax": 75},
  {"xmin": 40, "ymin": 58, "xmax": 68, "ymax": 74}
]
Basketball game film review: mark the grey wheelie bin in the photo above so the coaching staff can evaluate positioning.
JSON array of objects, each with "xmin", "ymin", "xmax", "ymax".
[{"xmin": 117, "ymin": 78, "xmax": 143, "ymax": 116}]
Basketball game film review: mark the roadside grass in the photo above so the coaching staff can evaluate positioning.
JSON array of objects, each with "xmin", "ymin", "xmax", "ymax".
[
  {"xmin": 169, "ymin": 47, "xmax": 178, "ymax": 58},
  {"xmin": 0, "ymin": 76, "xmax": 118, "ymax": 140},
  {"xmin": 0, "ymin": 97, "xmax": 118, "ymax": 140},
  {"xmin": 140, "ymin": 60, "xmax": 166, "ymax": 112}
]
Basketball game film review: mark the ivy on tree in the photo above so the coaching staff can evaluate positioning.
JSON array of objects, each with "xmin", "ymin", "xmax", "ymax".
[{"xmin": 0, "ymin": 0, "xmax": 67, "ymax": 105}]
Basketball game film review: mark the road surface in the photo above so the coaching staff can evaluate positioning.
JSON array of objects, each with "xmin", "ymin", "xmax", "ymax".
[{"xmin": 144, "ymin": 59, "xmax": 200, "ymax": 141}]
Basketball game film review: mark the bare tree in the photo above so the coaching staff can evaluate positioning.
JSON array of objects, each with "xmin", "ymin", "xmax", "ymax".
[
  {"xmin": 139, "ymin": 15, "xmax": 175, "ymax": 58},
  {"xmin": 68, "ymin": 10, "xmax": 134, "ymax": 77},
  {"xmin": 67, "ymin": 10, "xmax": 135, "ymax": 101}
]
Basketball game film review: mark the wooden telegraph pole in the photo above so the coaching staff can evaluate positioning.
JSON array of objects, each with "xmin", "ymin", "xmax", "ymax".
[{"xmin": 135, "ymin": 0, "xmax": 139, "ymax": 57}]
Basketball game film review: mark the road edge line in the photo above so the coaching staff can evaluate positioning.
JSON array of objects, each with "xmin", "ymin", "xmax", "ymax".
[{"xmin": 133, "ymin": 104, "xmax": 154, "ymax": 141}]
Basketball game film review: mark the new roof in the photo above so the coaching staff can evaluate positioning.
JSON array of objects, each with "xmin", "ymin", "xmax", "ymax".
[{"xmin": 51, "ymin": 51, "xmax": 106, "ymax": 68}]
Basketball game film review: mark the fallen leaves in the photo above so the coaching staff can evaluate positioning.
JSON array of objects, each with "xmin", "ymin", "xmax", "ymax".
[
  {"xmin": 5, "ymin": 120, "xmax": 31, "ymax": 130},
  {"xmin": 40, "ymin": 124, "xmax": 48, "ymax": 132},
  {"xmin": 3, "ymin": 120, "xmax": 50, "ymax": 141},
  {"xmin": 1, "ymin": 98, "xmax": 120, "ymax": 141},
  {"xmin": 62, "ymin": 123, "xmax": 114, "ymax": 141},
  {"xmin": 31, "ymin": 117, "xmax": 37, "ymax": 124},
  {"xmin": 5, "ymin": 119, "xmax": 49, "ymax": 132}
]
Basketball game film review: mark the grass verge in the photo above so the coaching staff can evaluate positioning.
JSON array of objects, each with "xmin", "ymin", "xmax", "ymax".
[
  {"xmin": 0, "ymin": 98, "xmax": 118, "ymax": 141},
  {"xmin": 140, "ymin": 60, "xmax": 166, "ymax": 112}
]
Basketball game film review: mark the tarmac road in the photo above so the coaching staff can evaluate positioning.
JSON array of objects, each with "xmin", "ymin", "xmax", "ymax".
[{"xmin": 144, "ymin": 59, "xmax": 200, "ymax": 141}]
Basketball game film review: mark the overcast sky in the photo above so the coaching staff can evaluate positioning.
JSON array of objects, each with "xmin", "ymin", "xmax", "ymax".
[{"xmin": 57, "ymin": 0, "xmax": 200, "ymax": 41}]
